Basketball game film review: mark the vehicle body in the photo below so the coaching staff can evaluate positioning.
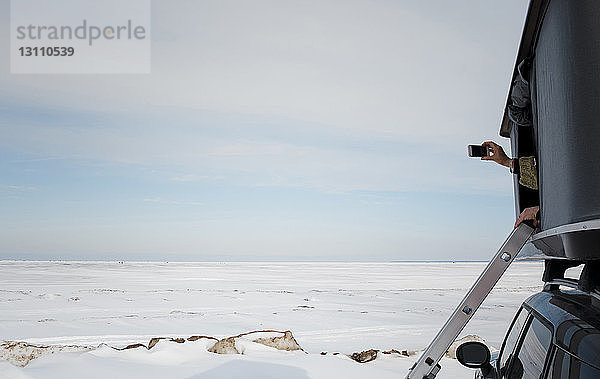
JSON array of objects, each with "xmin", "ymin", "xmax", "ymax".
[{"xmin": 458, "ymin": 273, "xmax": 600, "ymax": 379}]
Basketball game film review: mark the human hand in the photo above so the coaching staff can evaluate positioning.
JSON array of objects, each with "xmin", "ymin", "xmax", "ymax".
[
  {"xmin": 481, "ymin": 141, "xmax": 511, "ymax": 167},
  {"xmin": 514, "ymin": 206, "xmax": 540, "ymax": 228}
]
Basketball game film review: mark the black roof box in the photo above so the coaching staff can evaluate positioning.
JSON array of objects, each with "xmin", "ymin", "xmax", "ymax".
[{"xmin": 501, "ymin": 0, "xmax": 600, "ymax": 260}]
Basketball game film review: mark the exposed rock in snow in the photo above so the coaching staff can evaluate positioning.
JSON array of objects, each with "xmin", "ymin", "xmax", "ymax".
[
  {"xmin": 382, "ymin": 349, "xmax": 413, "ymax": 356},
  {"xmin": 208, "ymin": 330, "xmax": 305, "ymax": 355},
  {"xmin": 252, "ymin": 330, "xmax": 302, "ymax": 351},
  {"xmin": 208, "ymin": 337, "xmax": 239, "ymax": 354},
  {"xmin": 116, "ymin": 343, "xmax": 146, "ymax": 351},
  {"xmin": 0, "ymin": 329, "xmax": 426, "ymax": 369},
  {"xmin": 0, "ymin": 341, "xmax": 94, "ymax": 367},
  {"xmin": 350, "ymin": 349, "xmax": 378, "ymax": 363},
  {"xmin": 0, "ymin": 330, "xmax": 306, "ymax": 366},
  {"xmin": 187, "ymin": 335, "xmax": 218, "ymax": 342},
  {"xmin": 147, "ymin": 337, "xmax": 167, "ymax": 350}
]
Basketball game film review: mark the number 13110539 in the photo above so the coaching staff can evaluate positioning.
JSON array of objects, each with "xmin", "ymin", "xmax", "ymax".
[{"xmin": 18, "ymin": 46, "xmax": 75, "ymax": 56}]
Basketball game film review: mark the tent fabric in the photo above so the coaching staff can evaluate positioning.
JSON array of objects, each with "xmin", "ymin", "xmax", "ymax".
[
  {"xmin": 534, "ymin": 0, "xmax": 600, "ymax": 230},
  {"xmin": 531, "ymin": 0, "xmax": 600, "ymax": 259}
]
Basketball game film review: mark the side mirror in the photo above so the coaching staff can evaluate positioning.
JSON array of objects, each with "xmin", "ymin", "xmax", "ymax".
[{"xmin": 456, "ymin": 341, "xmax": 491, "ymax": 369}]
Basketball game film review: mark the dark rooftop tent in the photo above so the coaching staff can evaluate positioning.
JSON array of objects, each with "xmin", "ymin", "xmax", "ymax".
[{"xmin": 500, "ymin": 0, "xmax": 600, "ymax": 260}]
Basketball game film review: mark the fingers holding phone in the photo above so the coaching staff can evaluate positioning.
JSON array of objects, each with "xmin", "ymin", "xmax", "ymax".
[{"xmin": 470, "ymin": 141, "xmax": 511, "ymax": 167}]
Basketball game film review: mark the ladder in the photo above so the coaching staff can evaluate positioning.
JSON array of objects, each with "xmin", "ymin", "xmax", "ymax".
[{"xmin": 406, "ymin": 223, "xmax": 534, "ymax": 379}]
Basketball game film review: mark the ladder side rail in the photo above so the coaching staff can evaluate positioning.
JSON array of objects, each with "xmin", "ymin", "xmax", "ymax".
[{"xmin": 406, "ymin": 224, "xmax": 534, "ymax": 379}]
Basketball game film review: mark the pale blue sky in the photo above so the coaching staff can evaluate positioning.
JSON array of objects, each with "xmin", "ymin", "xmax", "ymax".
[{"xmin": 0, "ymin": 0, "xmax": 530, "ymax": 261}]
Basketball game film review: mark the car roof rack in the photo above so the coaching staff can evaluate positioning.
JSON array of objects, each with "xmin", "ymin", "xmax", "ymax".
[
  {"xmin": 542, "ymin": 259, "xmax": 600, "ymax": 299},
  {"xmin": 543, "ymin": 279, "xmax": 600, "ymax": 303}
]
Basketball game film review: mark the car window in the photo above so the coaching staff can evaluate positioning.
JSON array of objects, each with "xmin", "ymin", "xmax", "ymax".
[
  {"xmin": 548, "ymin": 348, "xmax": 600, "ymax": 379},
  {"xmin": 572, "ymin": 331, "xmax": 600, "ymax": 369},
  {"xmin": 500, "ymin": 308, "xmax": 529, "ymax": 375},
  {"xmin": 507, "ymin": 316, "xmax": 553, "ymax": 379},
  {"xmin": 574, "ymin": 359, "xmax": 600, "ymax": 379}
]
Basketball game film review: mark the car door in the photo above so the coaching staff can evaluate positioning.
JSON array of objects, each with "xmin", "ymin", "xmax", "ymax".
[
  {"xmin": 498, "ymin": 308, "xmax": 553, "ymax": 379},
  {"xmin": 498, "ymin": 307, "xmax": 530, "ymax": 377},
  {"xmin": 547, "ymin": 348, "xmax": 600, "ymax": 379},
  {"xmin": 508, "ymin": 315, "xmax": 553, "ymax": 378},
  {"xmin": 546, "ymin": 320, "xmax": 600, "ymax": 379}
]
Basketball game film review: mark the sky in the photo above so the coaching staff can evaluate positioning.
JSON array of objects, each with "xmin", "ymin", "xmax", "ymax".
[{"xmin": 0, "ymin": 0, "xmax": 530, "ymax": 261}]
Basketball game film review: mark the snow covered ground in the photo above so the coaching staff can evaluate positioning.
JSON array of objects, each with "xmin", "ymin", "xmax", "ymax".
[{"xmin": 0, "ymin": 261, "xmax": 545, "ymax": 378}]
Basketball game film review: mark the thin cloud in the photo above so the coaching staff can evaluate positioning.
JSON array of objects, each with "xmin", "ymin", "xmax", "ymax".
[
  {"xmin": 0, "ymin": 184, "xmax": 37, "ymax": 192},
  {"xmin": 142, "ymin": 197, "xmax": 203, "ymax": 206}
]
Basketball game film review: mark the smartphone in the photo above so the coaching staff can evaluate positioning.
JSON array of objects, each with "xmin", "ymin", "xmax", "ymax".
[{"xmin": 468, "ymin": 144, "xmax": 488, "ymax": 157}]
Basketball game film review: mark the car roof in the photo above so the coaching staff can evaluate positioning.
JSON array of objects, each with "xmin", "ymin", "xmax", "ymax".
[{"xmin": 524, "ymin": 290, "xmax": 600, "ymax": 367}]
